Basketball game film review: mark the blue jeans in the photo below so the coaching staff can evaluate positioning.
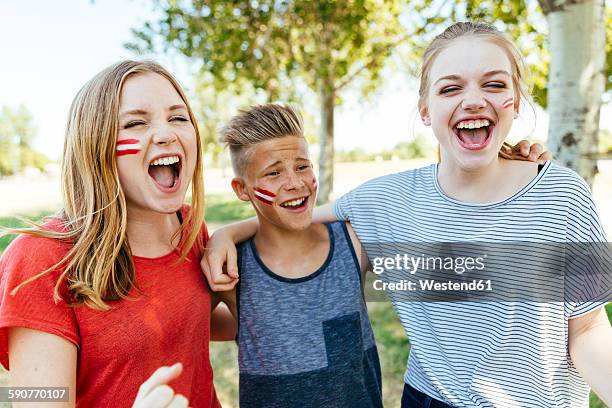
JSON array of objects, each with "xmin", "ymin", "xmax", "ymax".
[{"xmin": 401, "ymin": 383, "xmax": 454, "ymax": 408}]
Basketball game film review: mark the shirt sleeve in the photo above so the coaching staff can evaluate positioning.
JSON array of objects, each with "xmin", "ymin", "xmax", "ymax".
[
  {"xmin": 0, "ymin": 234, "xmax": 80, "ymax": 369},
  {"xmin": 334, "ymin": 186, "xmax": 359, "ymax": 222},
  {"xmin": 565, "ymin": 178, "xmax": 612, "ymax": 318}
]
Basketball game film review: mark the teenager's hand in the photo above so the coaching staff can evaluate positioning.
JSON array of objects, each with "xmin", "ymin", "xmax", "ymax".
[
  {"xmin": 133, "ymin": 363, "xmax": 188, "ymax": 408},
  {"xmin": 500, "ymin": 140, "xmax": 551, "ymax": 163},
  {"xmin": 202, "ymin": 229, "xmax": 240, "ymax": 292}
]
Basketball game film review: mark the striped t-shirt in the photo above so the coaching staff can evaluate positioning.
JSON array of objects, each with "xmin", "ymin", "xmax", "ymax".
[{"xmin": 334, "ymin": 161, "xmax": 609, "ymax": 408}]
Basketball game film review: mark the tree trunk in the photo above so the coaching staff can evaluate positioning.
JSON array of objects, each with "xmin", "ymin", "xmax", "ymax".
[
  {"xmin": 543, "ymin": 0, "xmax": 606, "ymax": 187},
  {"xmin": 317, "ymin": 84, "xmax": 335, "ymax": 204}
]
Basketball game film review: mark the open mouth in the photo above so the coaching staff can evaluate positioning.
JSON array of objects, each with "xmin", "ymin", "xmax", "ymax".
[
  {"xmin": 453, "ymin": 119, "xmax": 494, "ymax": 151},
  {"xmin": 148, "ymin": 155, "xmax": 182, "ymax": 192},
  {"xmin": 279, "ymin": 196, "xmax": 308, "ymax": 210}
]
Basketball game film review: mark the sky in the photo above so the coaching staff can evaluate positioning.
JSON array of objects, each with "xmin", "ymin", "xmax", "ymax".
[{"xmin": 1, "ymin": 1, "xmax": 610, "ymax": 161}]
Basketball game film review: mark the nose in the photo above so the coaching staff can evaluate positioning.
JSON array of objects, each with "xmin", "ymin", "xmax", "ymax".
[
  {"xmin": 151, "ymin": 123, "xmax": 178, "ymax": 146},
  {"xmin": 461, "ymin": 88, "xmax": 487, "ymax": 111},
  {"xmin": 284, "ymin": 170, "xmax": 306, "ymax": 190}
]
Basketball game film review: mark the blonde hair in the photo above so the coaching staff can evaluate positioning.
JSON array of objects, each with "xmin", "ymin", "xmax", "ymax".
[
  {"xmin": 220, "ymin": 104, "xmax": 304, "ymax": 177},
  {"xmin": 3, "ymin": 60, "xmax": 205, "ymax": 310},
  {"xmin": 418, "ymin": 21, "xmax": 530, "ymax": 111}
]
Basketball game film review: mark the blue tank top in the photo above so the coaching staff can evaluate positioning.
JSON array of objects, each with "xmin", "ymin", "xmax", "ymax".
[{"xmin": 236, "ymin": 222, "xmax": 382, "ymax": 408}]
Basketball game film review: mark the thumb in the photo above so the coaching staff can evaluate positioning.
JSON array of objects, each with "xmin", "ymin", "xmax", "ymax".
[{"xmin": 136, "ymin": 363, "xmax": 183, "ymax": 400}]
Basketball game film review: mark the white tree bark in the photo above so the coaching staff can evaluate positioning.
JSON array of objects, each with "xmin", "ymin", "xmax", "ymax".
[{"xmin": 544, "ymin": 0, "xmax": 606, "ymax": 186}]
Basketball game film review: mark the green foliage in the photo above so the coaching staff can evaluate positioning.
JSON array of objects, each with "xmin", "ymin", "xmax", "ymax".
[
  {"xmin": 0, "ymin": 105, "xmax": 49, "ymax": 176},
  {"xmin": 128, "ymin": 1, "xmax": 406, "ymax": 100},
  {"xmin": 599, "ymin": 128, "xmax": 612, "ymax": 154}
]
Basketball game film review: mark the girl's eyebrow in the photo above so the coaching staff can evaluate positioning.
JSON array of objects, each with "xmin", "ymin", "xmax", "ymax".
[
  {"xmin": 482, "ymin": 70, "xmax": 511, "ymax": 78},
  {"xmin": 433, "ymin": 70, "xmax": 511, "ymax": 86},
  {"xmin": 119, "ymin": 109, "xmax": 148, "ymax": 119},
  {"xmin": 119, "ymin": 104, "xmax": 187, "ymax": 119},
  {"xmin": 433, "ymin": 74, "xmax": 461, "ymax": 86},
  {"xmin": 168, "ymin": 104, "xmax": 188, "ymax": 112}
]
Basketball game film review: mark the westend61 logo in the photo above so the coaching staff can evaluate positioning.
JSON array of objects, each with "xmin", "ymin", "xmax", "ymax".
[{"xmin": 371, "ymin": 254, "xmax": 486, "ymax": 275}]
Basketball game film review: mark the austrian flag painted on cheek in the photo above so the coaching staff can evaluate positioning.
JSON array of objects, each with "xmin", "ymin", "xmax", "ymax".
[
  {"xmin": 254, "ymin": 188, "xmax": 276, "ymax": 204},
  {"xmin": 501, "ymin": 97, "xmax": 514, "ymax": 109},
  {"xmin": 116, "ymin": 139, "xmax": 142, "ymax": 157}
]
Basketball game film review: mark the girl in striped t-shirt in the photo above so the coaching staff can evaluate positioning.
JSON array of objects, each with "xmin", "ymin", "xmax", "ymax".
[{"xmin": 332, "ymin": 21, "xmax": 611, "ymax": 407}]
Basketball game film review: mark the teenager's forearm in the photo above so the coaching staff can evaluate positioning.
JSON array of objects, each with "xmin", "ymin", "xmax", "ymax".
[
  {"xmin": 570, "ymin": 323, "xmax": 612, "ymax": 405},
  {"xmin": 222, "ymin": 217, "xmax": 259, "ymax": 243},
  {"xmin": 313, "ymin": 202, "xmax": 340, "ymax": 224}
]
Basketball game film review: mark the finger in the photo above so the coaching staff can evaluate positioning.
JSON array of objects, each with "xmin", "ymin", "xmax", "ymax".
[
  {"xmin": 515, "ymin": 140, "xmax": 530, "ymax": 157},
  {"xmin": 226, "ymin": 247, "xmax": 239, "ymax": 279},
  {"xmin": 499, "ymin": 142, "xmax": 514, "ymax": 160},
  {"xmin": 210, "ymin": 279, "xmax": 239, "ymax": 292},
  {"xmin": 528, "ymin": 143, "xmax": 543, "ymax": 162},
  {"xmin": 136, "ymin": 363, "xmax": 183, "ymax": 399},
  {"xmin": 139, "ymin": 385, "xmax": 174, "ymax": 408},
  {"xmin": 212, "ymin": 268, "xmax": 237, "ymax": 285},
  {"xmin": 538, "ymin": 151, "xmax": 552, "ymax": 163},
  {"xmin": 208, "ymin": 253, "xmax": 226, "ymax": 285},
  {"xmin": 167, "ymin": 394, "xmax": 189, "ymax": 408},
  {"xmin": 201, "ymin": 256, "xmax": 211, "ymax": 279}
]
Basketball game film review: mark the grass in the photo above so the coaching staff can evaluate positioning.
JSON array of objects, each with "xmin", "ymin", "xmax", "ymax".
[
  {"xmin": 204, "ymin": 193, "xmax": 255, "ymax": 223},
  {"xmin": 0, "ymin": 211, "xmax": 55, "ymax": 252},
  {"xmin": 0, "ymin": 196, "xmax": 611, "ymax": 407}
]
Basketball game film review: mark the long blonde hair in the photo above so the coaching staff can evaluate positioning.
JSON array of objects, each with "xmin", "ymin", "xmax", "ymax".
[{"xmin": 4, "ymin": 60, "xmax": 205, "ymax": 310}]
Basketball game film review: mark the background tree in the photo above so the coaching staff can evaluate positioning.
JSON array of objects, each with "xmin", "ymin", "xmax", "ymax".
[
  {"xmin": 537, "ymin": 0, "xmax": 607, "ymax": 186},
  {"xmin": 0, "ymin": 105, "xmax": 48, "ymax": 177}
]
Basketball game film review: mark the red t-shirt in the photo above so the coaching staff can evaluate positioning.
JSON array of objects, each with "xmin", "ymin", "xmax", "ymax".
[{"xmin": 0, "ymin": 214, "xmax": 221, "ymax": 408}]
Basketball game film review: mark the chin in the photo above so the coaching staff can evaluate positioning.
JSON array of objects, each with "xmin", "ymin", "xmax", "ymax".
[
  {"xmin": 148, "ymin": 197, "xmax": 186, "ymax": 214},
  {"xmin": 445, "ymin": 138, "xmax": 501, "ymax": 172},
  {"xmin": 458, "ymin": 156, "xmax": 497, "ymax": 172}
]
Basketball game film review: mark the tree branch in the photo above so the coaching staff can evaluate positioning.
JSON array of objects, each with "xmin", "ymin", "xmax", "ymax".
[{"xmin": 334, "ymin": 4, "xmax": 446, "ymax": 92}]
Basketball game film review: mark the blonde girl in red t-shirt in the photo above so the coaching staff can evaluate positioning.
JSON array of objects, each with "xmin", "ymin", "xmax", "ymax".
[{"xmin": 0, "ymin": 60, "xmax": 233, "ymax": 407}]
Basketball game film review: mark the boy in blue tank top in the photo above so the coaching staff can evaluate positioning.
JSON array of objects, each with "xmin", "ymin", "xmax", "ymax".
[{"xmin": 214, "ymin": 104, "xmax": 383, "ymax": 407}]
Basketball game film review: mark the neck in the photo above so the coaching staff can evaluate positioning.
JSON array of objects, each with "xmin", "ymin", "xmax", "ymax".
[
  {"xmin": 254, "ymin": 222, "xmax": 320, "ymax": 253},
  {"xmin": 437, "ymin": 157, "xmax": 505, "ymax": 203},
  {"xmin": 126, "ymin": 206, "xmax": 181, "ymax": 257}
]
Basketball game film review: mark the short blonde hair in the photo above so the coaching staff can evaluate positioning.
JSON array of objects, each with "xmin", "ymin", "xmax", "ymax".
[
  {"xmin": 418, "ymin": 21, "xmax": 531, "ymax": 111},
  {"xmin": 220, "ymin": 104, "xmax": 304, "ymax": 177}
]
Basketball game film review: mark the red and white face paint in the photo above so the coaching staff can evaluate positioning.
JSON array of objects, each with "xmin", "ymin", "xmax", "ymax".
[
  {"xmin": 501, "ymin": 97, "xmax": 514, "ymax": 109},
  {"xmin": 253, "ymin": 187, "xmax": 277, "ymax": 205},
  {"xmin": 116, "ymin": 138, "xmax": 142, "ymax": 157}
]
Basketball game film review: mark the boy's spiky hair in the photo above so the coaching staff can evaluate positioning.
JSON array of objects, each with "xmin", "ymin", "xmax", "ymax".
[{"xmin": 220, "ymin": 104, "xmax": 305, "ymax": 177}]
